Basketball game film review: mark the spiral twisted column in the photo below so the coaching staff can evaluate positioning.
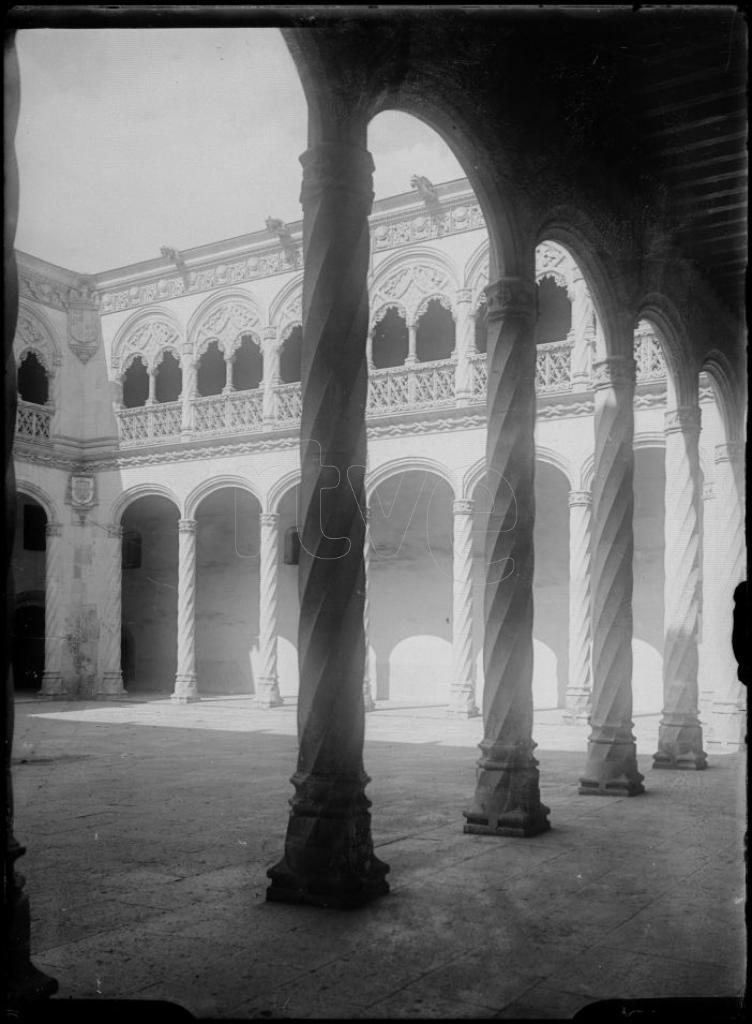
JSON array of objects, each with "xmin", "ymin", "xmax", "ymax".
[
  {"xmin": 708, "ymin": 442, "xmax": 746, "ymax": 750},
  {"xmin": 266, "ymin": 140, "xmax": 389, "ymax": 908},
  {"xmin": 262, "ymin": 327, "xmax": 279, "ymax": 426},
  {"xmin": 448, "ymin": 499, "xmax": 479, "ymax": 717},
  {"xmin": 654, "ymin": 407, "xmax": 706, "ymax": 769},
  {"xmin": 463, "ymin": 276, "xmax": 550, "ymax": 837},
  {"xmin": 257, "ymin": 512, "xmax": 283, "ymax": 708},
  {"xmin": 563, "ymin": 491, "xmax": 593, "ymax": 723},
  {"xmin": 579, "ymin": 354, "xmax": 644, "ymax": 796},
  {"xmin": 363, "ymin": 506, "xmax": 375, "ymax": 713},
  {"xmin": 697, "ymin": 480, "xmax": 717, "ymax": 722},
  {"xmin": 40, "ymin": 522, "xmax": 65, "ymax": 696},
  {"xmin": 180, "ymin": 345, "xmax": 195, "ymax": 439},
  {"xmin": 98, "ymin": 524, "xmax": 127, "ymax": 699},
  {"xmin": 454, "ymin": 288, "xmax": 474, "ymax": 404},
  {"xmin": 172, "ymin": 518, "xmax": 199, "ymax": 703}
]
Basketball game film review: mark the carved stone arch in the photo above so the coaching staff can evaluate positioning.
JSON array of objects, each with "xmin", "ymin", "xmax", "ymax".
[
  {"xmin": 535, "ymin": 239, "xmax": 579, "ymax": 294},
  {"xmin": 636, "ymin": 295, "xmax": 696, "ymax": 410},
  {"xmin": 413, "ymin": 291, "xmax": 455, "ymax": 328},
  {"xmin": 371, "ymin": 247, "xmax": 459, "ymax": 327},
  {"xmin": 267, "ymin": 469, "xmax": 302, "ymax": 514},
  {"xmin": 111, "ymin": 307, "xmax": 183, "ymax": 376},
  {"xmin": 111, "ymin": 482, "xmax": 182, "ymax": 524},
  {"xmin": 462, "ymin": 457, "xmax": 487, "ymax": 501},
  {"xmin": 464, "ymin": 238, "xmax": 490, "ymax": 305},
  {"xmin": 184, "ymin": 474, "xmax": 262, "ymax": 520},
  {"xmin": 536, "ymin": 207, "xmax": 634, "ymax": 359},
  {"xmin": 366, "ymin": 456, "xmax": 458, "ymax": 502},
  {"xmin": 535, "ymin": 445, "xmax": 575, "ymax": 488},
  {"xmin": 14, "ymin": 300, "xmax": 62, "ymax": 370},
  {"xmin": 16, "ymin": 479, "xmax": 59, "ymax": 522},
  {"xmin": 699, "ymin": 350, "xmax": 745, "ymax": 445},
  {"xmin": 152, "ymin": 344, "xmax": 183, "ymax": 370},
  {"xmin": 188, "ymin": 289, "xmax": 263, "ymax": 359},
  {"xmin": 269, "ymin": 275, "xmax": 303, "ymax": 333},
  {"xmin": 370, "ymin": 300, "xmax": 408, "ymax": 331},
  {"xmin": 16, "ymin": 344, "xmax": 54, "ymax": 377}
]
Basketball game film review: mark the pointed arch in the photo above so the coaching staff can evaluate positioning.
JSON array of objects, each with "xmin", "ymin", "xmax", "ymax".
[
  {"xmin": 268, "ymin": 274, "xmax": 303, "ymax": 334},
  {"xmin": 14, "ymin": 300, "xmax": 62, "ymax": 370},
  {"xmin": 700, "ymin": 350, "xmax": 746, "ymax": 445},
  {"xmin": 370, "ymin": 247, "xmax": 460, "ymax": 328},
  {"xmin": 464, "ymin": 237, "xmax": 490, "ymax": 305},
  {"xmin": 111, "ymin": 307, "xmax": 184, "ymax": 375}
]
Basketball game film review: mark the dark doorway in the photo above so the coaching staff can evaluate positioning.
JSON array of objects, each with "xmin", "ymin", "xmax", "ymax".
[{"xmin": 13, "ymin": 604, "xmax": 45, "ymax": 691}]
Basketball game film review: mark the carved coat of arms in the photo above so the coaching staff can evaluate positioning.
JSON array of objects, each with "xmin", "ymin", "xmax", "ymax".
[{"xmin": 67, "ymin": 297, "xmax": 102, "ymax": 363}]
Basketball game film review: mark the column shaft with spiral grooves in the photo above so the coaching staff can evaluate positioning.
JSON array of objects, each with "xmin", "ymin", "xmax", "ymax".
[
  {"xmin": 564, "ymin": 492, "xmax": 593, "ymax": 722},
  {"xmin": 257, "ymin": 512, "xmax": 283, "ymax": 708},
  {"xmin": 579, "ymin": 355, "xmax": 644, "ymax": 796},
  {"xmin": 654, "ymin": 407, "xmax": 706, "ymax": 769},
  {"xmin": 363, "ymin": 506, "xmax": 375, "ymax": 712},
  {"xmin": 708, "ymin": 442, "xmax": 746, "ymax": 749},
  {"xmin": 173, "ymin": 518, "xmax": 199, "ymax": 703},
  {"xmin": 40, "ymin": 523, "xmax": 65, "ymax": 696},
  {"xmin": 266, "ymin": 141, "xmax": 389, "ymax": 907},
  {"xmin": 463, "ymin": 277, "xmax": 550, "ymax": 837},
  {"xmin": 448, "ymin": 500, "xmax": 479, "ymax": 717},
  {"xmin": 454, "ymin": 288, "xmax": 474, "ymax": 404},
  {"xmin": 98, "ymin": 524, "xmax": 126, "ymax": 698}
]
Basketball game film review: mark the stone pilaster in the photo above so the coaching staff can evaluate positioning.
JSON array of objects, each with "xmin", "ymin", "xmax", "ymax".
[
  {"xmin": 448, "ymin": 499, "xmax": 479, "ymax": 717},
  {"xmin": 173, "ymin": 518, "xmax": 199, "ymax": 703},
  {"xmin": 257, "ymin": 512, "xmax": 283, "ymax": 708},
  {"xmin": 180, "ymin": 346, "xmax": 195, "ymax": 439},
  {"xmin": 564, "ymin": 491, "xmax": 592, "ymax": 723},
  {"xmin": 654, "ymin": 406, "xmax": 706, "ymax": 769},
  {"xmin": 454, "ymin": 288, "xmax": 474, "ymax": 405},
  {"xmin": 266, "ymin": 139, "xmax": 389, "ymax": 908},
  {"xmin": 708, "ymin": 442, "xmax": 746, "ymax": 749},
  {"xmin": 363, "ymin": 506, "xmax": 375, "ymax": 712},
  {"xmin": 463, "ymin": 276, "xmax": 550, "ymax": 837},
  {"xmin": 579, "ymin": 353, "xmax": 645, "ymax": 796},
  {"xmin": 97, "ymin": 524, "xmax": 127, "ymax": 699},
  {"xmin": 40, "ymin": 522, "xmax": 65, "ymax": 696}
]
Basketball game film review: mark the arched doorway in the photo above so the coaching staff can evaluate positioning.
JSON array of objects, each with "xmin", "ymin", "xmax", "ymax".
[
  {"xmin": 195, "ymin": 486, "xmax": 261, "ymax": 695},
  {"xmin": 121, "ymin": 495, "xmax": 179, "ymax": 693},
  {"xmin": 368, "ymin": 469, "xmax": 454, "ymax": 703}
]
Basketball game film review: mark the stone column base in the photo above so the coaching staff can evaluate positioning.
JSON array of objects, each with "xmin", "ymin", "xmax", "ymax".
[
  {"xmin": 463, "ymin": 744, "xmax": 550, "ymax": 836},
  {"xmin": 707, "ymin": 703, "xmax": 746, "ymax": 751},
  {"xmin": 579, "ymin": 730, "xmax": 645, "ymax": 796},
  {"xmin": 447, "ymin": 688, "xmax": 480, "ymax": 718},
  {"xmin": 653, "ymin": 720, "xmax": 707, "ymax": 770},
  {"xmin": 266, "ymin": 771, "xmax": 390, "ymax": 909},
  {"xmin": 95, "ymin": 672, "xmax": 127, "ymax": 700},
  {"xmin": 172, "ymin": 673, "xmax": 199, "ymax": 703},
  {"xmin": 38, "ymin": 672, "xmax": 65, "ymax": 697},
  {"xmin": 255, "ymin": 677, "xmax": 284, "ymax": 709}
]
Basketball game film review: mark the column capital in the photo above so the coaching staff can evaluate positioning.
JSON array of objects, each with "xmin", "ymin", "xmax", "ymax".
[
  {"xmin": 485, "ymin": 277, "xmax": 537, "ymax": 322},
  {"xmin": 702, "ymin": 482, "xmax": 715, "ymax": 502},
  {"xmin": 45, "ymin": 521, "xmax": 63, "ymax": 538},
  {"xmin": 715, "ymin": 441, "xmax": 745, "ymax": 466},
  {"xmin": 455, "ymin": 288, "xmax": 472, "ymax": 306},
  {"xmin": 664, "ymin": 405, "xmax": 701, "ymax": 436},
  {"xmin": 260, "ymin": 512, "xmax": 279, "ymax": 527},
  {"xmin": 262, "ymin": 326, "xmax": 277, "ymax": 345},
  {"xmin": 592, "ymin": 355, "xmax": 636, "ymax": 391},
  {"xmin": 105, "ymin": 523, "xmax": 123, "ymax": 540},
  {"xmin": 300, "ymin": 143, "xmax": 374, "ymax": 207},
  {"xmin": 178, "ymin": 518, "xmax": 197, "ymax": 533},
  {"xmin": 453, "ymin": 499, "xmax": 474, "ymax": 516},
  {"xmin": 568, "ymin": 490, "xmax": 592, "ymax": 509}
]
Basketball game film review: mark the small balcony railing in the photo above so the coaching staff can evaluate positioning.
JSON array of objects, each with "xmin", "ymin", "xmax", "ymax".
[
  {"xmin": 118, "ymin": 401, "xmax": 182, "ymax": 446},
  {"xmin": 193, "ymin": 389, "xmax": 264, "ymax": 435},
  {"xmin": 16, "ymin": 400, "xmax": 52, "ymax": 442},
  {"xmin": 536, "ymin": 340, "xmax": 573, "ymax": 392},
  {"xmin": 274, "ymin": 382, "xmax": 302, "ymax": 424},
  {"xmin": 367, "ymin": 359, "xmax": 456, "ymax": 417}
]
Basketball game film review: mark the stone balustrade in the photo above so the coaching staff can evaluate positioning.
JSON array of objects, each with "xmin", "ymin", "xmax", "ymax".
[
  {"xmin": 15, "ymin": 400, "xmax": 52, "ymax": 442},
  {"xmin": 111, "ymin": 332, "xmax": 667, "ymax": 446}
]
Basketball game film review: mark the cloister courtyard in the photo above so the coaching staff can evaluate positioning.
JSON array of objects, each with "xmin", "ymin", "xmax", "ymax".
[{"xmin": 13, "ymin": 692, "xmax": 747, "ymax": 1019}]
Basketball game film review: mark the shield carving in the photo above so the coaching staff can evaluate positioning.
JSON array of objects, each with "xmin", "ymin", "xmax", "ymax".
[
  {"xmin": 67, "ymin": 301, "xmax": 101, "ymax": 363},
  {"xmin": 70, "ymin": 475, "xmax": 95, "ymax": 507}
]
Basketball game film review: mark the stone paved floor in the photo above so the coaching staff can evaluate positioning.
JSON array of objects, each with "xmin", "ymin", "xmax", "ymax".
[{"xmin": 11, "ymin": 695, "xmax": 747, "ymax": 1019}]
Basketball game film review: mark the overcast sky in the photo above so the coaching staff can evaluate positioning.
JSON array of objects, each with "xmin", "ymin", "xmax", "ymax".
[{"xmin": 13, "ymin": 28, "xmax": 466, "ymax": 274}]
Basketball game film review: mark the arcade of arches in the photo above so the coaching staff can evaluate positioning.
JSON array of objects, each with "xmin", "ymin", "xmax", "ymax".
[{"xmin": 10, "ymin": 14, "xmax": 746, "ymax": 912}]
